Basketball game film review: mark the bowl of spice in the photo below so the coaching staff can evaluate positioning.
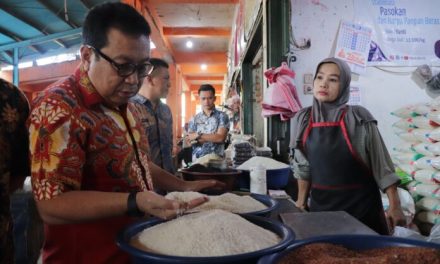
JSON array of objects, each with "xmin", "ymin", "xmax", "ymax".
[
  {"xmin": 257, "ymin": 234, "xmax": 440, "ymax": 264},
  {"xmin": 117, "ymin": 210, "xmax": 294, "ymax": 264},
  {"xmin": 180, "ymin": 164, "xmax": 242, "ymax": 192}
]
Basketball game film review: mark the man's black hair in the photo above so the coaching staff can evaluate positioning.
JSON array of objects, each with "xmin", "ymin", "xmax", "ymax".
[
  {"xmin": 198, "ymin": 84, "xmax": 215, "ymax": 95},
  {"xmin": 83, "ymin": 2, "xmax": 151, "ymax": 50}
]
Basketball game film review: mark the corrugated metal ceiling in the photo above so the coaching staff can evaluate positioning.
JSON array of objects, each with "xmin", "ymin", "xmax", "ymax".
[{"xmin": 0, "ymin": 0, "xmax": 112, "ymax": 66}]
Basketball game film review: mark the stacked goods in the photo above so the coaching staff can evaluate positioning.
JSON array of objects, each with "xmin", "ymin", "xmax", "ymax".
[
  {"xmin": 231, "ymin": 140, "xmax": 255, "ymax": 167},
  {"xmin": 391, "ymin": 99, "xmax": 440, "ymax": 226},
  {"xmin": 256, "ymin": 147, "xmax": 273, "ymax": 158}
]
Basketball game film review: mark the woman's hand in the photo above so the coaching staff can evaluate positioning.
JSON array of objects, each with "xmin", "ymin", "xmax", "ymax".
[
  {"xmin": 136, "ymin": 191, "xmax": 208, "ymax": 220},
  {"xmin": 294, "ymin": 200, "xmax": 309, "ymax": 212},
  {"xmin": 386, "ymin": 205, "xmax": 407, "ymax": 233}
]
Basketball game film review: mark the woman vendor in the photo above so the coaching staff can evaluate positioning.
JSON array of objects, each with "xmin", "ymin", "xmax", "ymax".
[{"xmin": 290, "ymin": 57, "xmax": 406, "ymax": 235}]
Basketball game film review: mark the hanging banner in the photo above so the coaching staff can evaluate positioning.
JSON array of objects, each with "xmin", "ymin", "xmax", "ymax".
[{"xmin": 354, "ymin": 0, "xmax": 440, "ymax": 66}]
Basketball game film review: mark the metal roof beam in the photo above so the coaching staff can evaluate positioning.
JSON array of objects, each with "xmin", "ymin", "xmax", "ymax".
[
  {"xmin": 0, "ymin": 28, "xmax": 82, "ymax": 52},
  {"xmin": 0, "ymin": 28, "xmax": 44, "ymax": 54},
  {"xmin": 36, "ymin": 0, "xmax": 79, "ymax": 28},
  {"xmin": 0, "ymin": 4, "xmax": 67, "ymax": 48},
  {"xmin": 0, "ymin": 51, "xmax": 13, "ymax": 64}
]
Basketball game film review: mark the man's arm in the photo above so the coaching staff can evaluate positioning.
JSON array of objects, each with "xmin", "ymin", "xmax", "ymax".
[
  {"xmin": 36, "ymin": 189, "xmax": 209, "ymax": 224},
  {"xmin": 149, "ymin": 162, "xmax": 225, "ymax": 191},
  {"xmin": 187, "ymin": 127, "xmax": 228, "ymax": 144}
]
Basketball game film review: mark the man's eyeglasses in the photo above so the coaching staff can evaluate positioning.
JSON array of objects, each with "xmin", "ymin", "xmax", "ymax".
[{"xmin": 88, "ymin": 46, "xmax": 154, "ymax": 78}]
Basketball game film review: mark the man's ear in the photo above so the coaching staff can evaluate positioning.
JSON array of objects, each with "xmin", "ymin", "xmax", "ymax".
[
  {"xmin": 80, "ymin": 45, "xmax": 92, "ymax": 71},
  {"xmin": 145, "ymin": 75, "xmax": 153, "ymax": 85}
]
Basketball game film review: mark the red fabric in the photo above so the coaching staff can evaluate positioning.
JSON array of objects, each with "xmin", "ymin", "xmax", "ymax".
[
  {"xmin": 43, "ymin": 217, "xmax": 134, "ymax": 264},
  {"xmin": 262, "ymin": 62, "xmax": 302, "ymax": 121}
]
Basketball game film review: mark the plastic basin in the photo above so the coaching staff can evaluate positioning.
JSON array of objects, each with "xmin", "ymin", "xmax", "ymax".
[
  {"xmin": 117, "ymin": 214, "xmax": 295, "ymax": 264},
  {"xmin": 181, "ymin": 168, "xmax": 242, "ymax": 192},
  {"xmin": 257, "ymin": 234, "xmax": 440, "ymax": 264},
  {"xmin": 239, "ymin": 168, "xmax": 290, "ymax": 190},
  {"xmin": 240, "ymin": 193, "xmax": 279, "ymax": 217}
]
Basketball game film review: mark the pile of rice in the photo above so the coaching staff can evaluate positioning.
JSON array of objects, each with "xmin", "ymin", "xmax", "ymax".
[
  {"xmin": 135, "ymin": 209, "xmax": 280, "ymax": 256},
  {"xmin": 165, "ymin": 191, "xmax": 267, "ymax": 213}
]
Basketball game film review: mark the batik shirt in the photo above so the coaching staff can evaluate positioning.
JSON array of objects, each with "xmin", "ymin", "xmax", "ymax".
[
  {"xmin": 28, "ymin": 66, "xmax": 154, "ymax": 263},
  {"xmin": 188, "ymin": 108, "xmax": 230, "ymax": 159},
  {"xmin": 0, "ymin": 79, "xmax": 30, "ymax": 264},
  {"xmin": 132, "ymin": 95, "xmax": 175, "ymax": 174}
]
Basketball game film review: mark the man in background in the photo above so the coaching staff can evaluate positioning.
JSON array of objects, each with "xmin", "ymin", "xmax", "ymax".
[
  {"xmin": 187, "ymin": 84, "xmax": 230, "ymax": 161},
  {"xmin": 132, "ymin": 58, "xmax": 175, "ymax": 174},
  {"xmin": 0, "ymin": 79, "xmax": 30, "ymax": 263}
]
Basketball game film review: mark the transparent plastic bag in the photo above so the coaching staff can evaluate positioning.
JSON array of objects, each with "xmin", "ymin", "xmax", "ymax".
[
  {"xmin": 412, "ymin": 143, "xmax": 434, "ymax": 156},
  {"xmin": 414, "ymin": 169, "xmax": 440, "ymax": 184}
]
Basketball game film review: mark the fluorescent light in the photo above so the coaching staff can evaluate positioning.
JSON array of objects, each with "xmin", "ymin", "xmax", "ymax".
[
  {"xmin": 19, "ymin": 61, "xmax": 33, "ymax": 69},
  {"xmin": 0, "ymin": 61, "xmax": 33, "ymax": 71},
  {"xmin": 0, "ymin": 65, "xmax": 12, "ymax": 71},
  {"xmin": 150, "ymin": 40, "xmax": 156, "ymax": 49},
  {"xmin": 186, "ymin": 40, "xmax": 193, "ymax": 48},
  {"xmin": 201, "ymin": 64, "xmax": 207, "ymax": 70}
]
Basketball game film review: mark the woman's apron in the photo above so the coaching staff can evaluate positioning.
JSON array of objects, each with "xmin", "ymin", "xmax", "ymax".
[{"xmin": 302, "ymin": 108, "xmax": 389, "ymax": 235}]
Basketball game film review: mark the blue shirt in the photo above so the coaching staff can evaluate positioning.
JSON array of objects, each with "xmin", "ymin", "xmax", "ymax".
[
  {"xmin": 131, "ymin": 95, "xmax": 175, "ymax": 174},
  {"xmin": 188, "ymin": 108, "xmax": 230, "ymax": 159}
]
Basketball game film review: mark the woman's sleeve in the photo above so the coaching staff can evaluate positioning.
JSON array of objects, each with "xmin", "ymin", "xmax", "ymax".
[
  {"xmin": 364, "ymin": 122, "xmax": 400, "ymax": 191},
  {"xmin": 292, "ymin": 148, "xmax": 311, "ymax": 180}
]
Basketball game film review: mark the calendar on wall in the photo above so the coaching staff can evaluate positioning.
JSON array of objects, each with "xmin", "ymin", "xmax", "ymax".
[{"xmin": 335, "ymin": 20, "xmax": 372, "ymax": 74}]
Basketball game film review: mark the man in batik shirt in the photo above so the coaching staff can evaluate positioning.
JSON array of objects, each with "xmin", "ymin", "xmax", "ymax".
[
  {"xmin": 187, "ymin": 84, "xmax": 230, "ymax": 160},
  {"xmin": 132, "ymin": 58, "xmax": 175, "ymax": 174},
  {"xmin": 0, "ymin": 79, "xmax": 30, "ymax": 263},
  {"xmin": 29, "ymin": 3, "xmax": 221, "ymax": 263}
]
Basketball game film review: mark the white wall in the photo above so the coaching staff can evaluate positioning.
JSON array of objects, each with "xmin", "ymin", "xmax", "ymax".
[{"xmin": 289, "ymin": 0, "xmax": 434, "ymax": 150}]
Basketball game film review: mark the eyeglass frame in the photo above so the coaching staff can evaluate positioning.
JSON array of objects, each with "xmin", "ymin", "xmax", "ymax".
[{"xmin": 87, "ymin": 45, "xmax": 154, "ymax": 78}]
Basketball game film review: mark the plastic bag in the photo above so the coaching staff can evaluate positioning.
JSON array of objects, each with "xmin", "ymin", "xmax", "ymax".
[
  {"xmin": 413, "ymin": 169, "xmax": 440, "ymax": 185},
  {"xmin": 391, "ymin": 106, "xmax": 419, "ymax": 118},
  {"xmin": 392, "ymin": 142, "xmax": 415, "ymax": 153},
  {"xmin": 393, "ymin": 223, "xmax": 440, "ymax": 244},
  {"xmin": 416, "ymin": 197, "xmax": 440, "ymax": 213},
  {"xmin": 412, "ymin": 143, "xmax": 434, "ymax": 156},
  {"xmin": 427, "ymin": 142, "xmax": 440, "ymax": 155}
]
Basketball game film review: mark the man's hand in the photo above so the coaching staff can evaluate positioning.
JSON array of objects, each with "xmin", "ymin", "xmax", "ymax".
[
  {"xmin": 136, "ymin": 191, "xmax": 208, "ymax": 219},
  {"xmin": 186, "ymin": 132, "xmax": 198, "ymax": 141},
  {"xmin": 183, "ymin": 180, "xmax": 226, "ymax": 192}
]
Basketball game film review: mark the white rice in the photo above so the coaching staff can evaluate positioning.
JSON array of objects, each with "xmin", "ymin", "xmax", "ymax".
[
  {"xmin": 236, "ymin": 156, "xmax": 289, "ymax": 170},
  {"xmin": 136, "ymin": 209, "xmax": 280, "ymax": 256},
  {"xmin": 165, "ymin": 191, "xmax": 267, "ymax": 213}
]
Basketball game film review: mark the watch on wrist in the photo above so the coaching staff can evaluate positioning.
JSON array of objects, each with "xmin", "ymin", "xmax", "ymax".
[
  {"xmin": 126, "ymin": 191, "xmax": 145, "ymax": 217},
  {"xmin": 196, "ymin": 131, "xmax": 203, "ymax": 140}
]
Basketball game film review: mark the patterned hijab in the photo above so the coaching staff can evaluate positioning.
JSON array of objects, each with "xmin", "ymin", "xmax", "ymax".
[{"xmin": 312, "ymin": 57, "xmax": 352, "ymax": 122}]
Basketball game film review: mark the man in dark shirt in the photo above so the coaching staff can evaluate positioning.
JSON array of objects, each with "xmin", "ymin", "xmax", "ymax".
[{"xmin": 132, "ymin": 58, "xmax": 175, "ymax": 173}]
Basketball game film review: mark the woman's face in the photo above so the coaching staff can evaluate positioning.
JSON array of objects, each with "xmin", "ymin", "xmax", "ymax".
[{"xmin": 313, "ymin": 63, "xmax": 341, "ymax": 103}]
